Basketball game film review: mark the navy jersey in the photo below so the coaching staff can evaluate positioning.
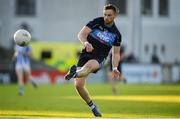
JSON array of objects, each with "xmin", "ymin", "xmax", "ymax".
[{"xmin": 84, "ymin": 17, "xmax": 122, "ymax": 58}]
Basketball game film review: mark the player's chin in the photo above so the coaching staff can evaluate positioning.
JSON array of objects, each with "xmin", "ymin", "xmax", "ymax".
[
  {"xmin": 104, "ymin": 20, "xmax": 112, "ymax": 24},
  {"xmin": 104, "ymin": 21, "xmax": 110, "ymax": 24}
]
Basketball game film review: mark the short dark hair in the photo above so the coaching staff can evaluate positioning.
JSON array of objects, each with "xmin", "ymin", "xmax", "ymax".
[{"xmin": 104, "ymin": 4, "xmax": 119, "ymax": 14}]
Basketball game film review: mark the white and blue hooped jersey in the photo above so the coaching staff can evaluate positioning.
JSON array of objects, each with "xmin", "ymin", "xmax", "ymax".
[{"xmin": 15, "ymin": 45, "xmax": 31, "ymax": 65}]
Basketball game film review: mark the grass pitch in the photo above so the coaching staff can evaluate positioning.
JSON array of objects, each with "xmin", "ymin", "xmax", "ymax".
[{"xmin": 0, "ymin": 83, "xmax": 180, "ymax": 119}]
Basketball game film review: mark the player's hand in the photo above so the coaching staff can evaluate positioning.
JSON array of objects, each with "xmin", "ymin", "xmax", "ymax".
[
  {"xmin": 83, "ymin": 42, "xmax": 94, "ymax": 52},
  {"xmin": 111, "ymin": 67, "xmax": 120, "ymax": 79}
]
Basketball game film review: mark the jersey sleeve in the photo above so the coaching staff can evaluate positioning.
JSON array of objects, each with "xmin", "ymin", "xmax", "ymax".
[
  {"xmin": 86, "ymin": 17, "xmax": 100, "ymax": 30},
  {"xmin": 26, "ymin": 46, "xmax": 32, "ymax": 53},
  {"xmin": 113, "ymin": 31, "xmax": 122, "ymax": 46}
]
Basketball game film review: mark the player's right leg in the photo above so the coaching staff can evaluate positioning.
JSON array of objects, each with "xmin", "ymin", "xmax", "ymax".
[
  {"xmin": 15, "ymin": 64, "xmax": 24, "ymax": 95},
  {"xmin": 65, "ymin": 59, "xmax": 99, "ymax": 80},
  {"xmin": 64, "ymin": 65, "xmax": 77, "ymax": 80},
  {"xmin": 76, "ymin": 59, "xmax": 100, "ymax": 77}
]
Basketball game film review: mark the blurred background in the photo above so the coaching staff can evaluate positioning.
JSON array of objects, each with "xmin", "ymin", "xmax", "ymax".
[{"xmin": 0, "ymin": 0, "xmax": 180, "ymax": 84}]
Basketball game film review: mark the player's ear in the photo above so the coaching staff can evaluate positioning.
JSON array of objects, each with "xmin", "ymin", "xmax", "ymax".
[
  {"xmin": 113, "ymin": 13, "xmax": 117, "ymax": 19},
  {"xmin": 113, "ymin": 11, "xmax": 118, "ymax": 18},
  {"xmin": 115, "ymin": 13, "xmax": 118, "ymax": 17}
]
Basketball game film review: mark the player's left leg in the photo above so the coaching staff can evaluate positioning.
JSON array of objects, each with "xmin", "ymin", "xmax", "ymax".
[
  {"xmin": 24, "ymin": 64, "xmax": 37, "ymax": 88},
  {"xmin": 75, "ymin": 73, "xmax": 102, "ymax": 117},
  {"xmin": 65, "ymin": 59, "xmax": 102, "ymax": 116},
  {"xmin": 71, "ymin": 60, "xmax": 102, "ymax": 117},
  {"xmin": 74, "ymin": 74, "xmax": 91, "ymax": 104}
]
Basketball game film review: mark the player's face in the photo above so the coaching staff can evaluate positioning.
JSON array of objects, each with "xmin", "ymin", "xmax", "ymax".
[{"xmin": 103, "ymin": 9, "xmax": 117, "ymax": 25}]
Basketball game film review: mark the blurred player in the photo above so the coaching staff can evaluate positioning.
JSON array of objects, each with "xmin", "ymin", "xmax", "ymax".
[
  {"xmin": 107, "ymin": 45, "xmax": 127, "ymax": 95},
  {"xmin": 12, "ymin": 44, "xmax": 37, "ymax": 95},
  {"xmin": 65, "ymin": 4, "xmax": 122, "ymax": 117}
]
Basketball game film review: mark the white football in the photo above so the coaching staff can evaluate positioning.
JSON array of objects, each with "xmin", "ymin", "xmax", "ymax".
[{"xmin": 14, "ymin": 29, "xmax": 31, "ymax": 46}]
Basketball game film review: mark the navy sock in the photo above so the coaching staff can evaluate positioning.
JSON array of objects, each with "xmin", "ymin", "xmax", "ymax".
[{"xmin": 87, "ymin": 100, "xmax": 95, "ymax": 110}]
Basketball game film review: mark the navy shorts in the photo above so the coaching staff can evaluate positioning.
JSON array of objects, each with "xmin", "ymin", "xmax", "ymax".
[{"xmin": 77, "ymin": 52, "xmax": 106, "ymax": 73}]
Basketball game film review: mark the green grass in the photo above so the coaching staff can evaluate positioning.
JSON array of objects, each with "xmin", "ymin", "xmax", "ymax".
[{"xmin": 0, "ymin": 83, "xmax": 180, "ymax": 119}]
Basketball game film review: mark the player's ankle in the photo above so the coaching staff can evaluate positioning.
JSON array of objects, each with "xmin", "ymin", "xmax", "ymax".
[{"xmin": 87, "ymin": 100, "xmax": 96, "ymax": 110}]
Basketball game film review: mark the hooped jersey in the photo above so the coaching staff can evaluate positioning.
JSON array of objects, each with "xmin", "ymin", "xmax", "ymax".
[
  {"xmin": 84, "ymin": 17, "xmax": 122, "ymax": 57},
  {"xmin": 15, "ymin": 45, "xmax": 31, "ymax": 65}
]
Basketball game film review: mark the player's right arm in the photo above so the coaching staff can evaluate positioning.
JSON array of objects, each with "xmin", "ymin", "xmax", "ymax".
[
  {"xmin": 12, "ymin": 51, "xmax": 18, "ymax": 60},
  {"xmin": 78, "ymin": 26, "xmax": 94, "ymax": 52}
]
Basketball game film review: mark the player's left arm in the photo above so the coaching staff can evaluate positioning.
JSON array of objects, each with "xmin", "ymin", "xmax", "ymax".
[
  {"xmin": 111, "ymin": 46, "xmax": 120, "ymax": 78},
  {"xmin": 26, "ymin": 46, "xmax": 32, "ymax": 58}
]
